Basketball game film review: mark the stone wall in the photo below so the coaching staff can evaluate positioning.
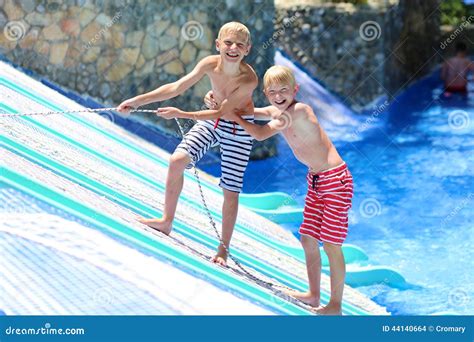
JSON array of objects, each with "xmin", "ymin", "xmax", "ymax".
[
  {"xmin": 383, "ymin": 0, "xmax": 441, "ymax": 98},
  {"xmin": 275, "ymin": 0, "xmax": 441, "ymax": 111},
  {"xmin": 0, "ymin": 0, "xmax": 277, "ymax": 159}
]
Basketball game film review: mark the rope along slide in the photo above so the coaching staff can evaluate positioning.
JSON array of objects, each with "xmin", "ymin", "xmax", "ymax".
[{"xmin": 1, "ymin": 107, "xmax": 298, "ymax": 305}]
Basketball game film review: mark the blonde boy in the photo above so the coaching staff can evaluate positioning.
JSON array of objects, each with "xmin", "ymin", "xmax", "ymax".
[
  {"xmin": 219, "ymin": 66, "xmax": 354, "ymax": 315},
  {"xmin": 117, "ymin": 22, "xmax": 258, "ymax": 266}
]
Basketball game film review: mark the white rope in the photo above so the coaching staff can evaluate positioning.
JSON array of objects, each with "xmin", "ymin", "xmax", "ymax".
[{"xmin": 0, "ymin": 107, "xmax": 156, "ymax": 117}]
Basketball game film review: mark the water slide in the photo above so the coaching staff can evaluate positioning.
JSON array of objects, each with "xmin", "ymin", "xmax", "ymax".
[
  {"xmin": 0, "ymin": 61, "xmax": 388, "ymax": 315},
  {"xmin": 1, "ymin": 49, "xmax": 407, "ymax": 288}
]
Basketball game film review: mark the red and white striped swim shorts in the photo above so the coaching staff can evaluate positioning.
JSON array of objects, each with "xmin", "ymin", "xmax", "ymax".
[{"xmin": 299, "ymin": 162, "xmax": 353, "ymax": 245}]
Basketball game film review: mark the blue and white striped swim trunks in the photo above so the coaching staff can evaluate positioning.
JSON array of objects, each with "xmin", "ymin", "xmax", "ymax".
[{"xmin": 175, "ymin": 115, "xmax": 254, "ymax": 193}]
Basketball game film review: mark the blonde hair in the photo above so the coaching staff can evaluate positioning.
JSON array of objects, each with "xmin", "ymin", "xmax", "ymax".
[
  {"xmin": 218, "ymin": 22, "xmax": 251, "ymax": 45},
  {"xmin": 263, "ymin": 65, "xmax": 296, "ymax": 90}
]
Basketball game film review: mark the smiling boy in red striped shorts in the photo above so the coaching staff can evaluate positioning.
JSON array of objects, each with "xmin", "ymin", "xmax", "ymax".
[
  {"xmin": 300, "ymin": 163, "xmax": 353, "ymax": 246},
  {"xmin": 225, "ymin": 66, "xmax": 354, "ymax": 315}
]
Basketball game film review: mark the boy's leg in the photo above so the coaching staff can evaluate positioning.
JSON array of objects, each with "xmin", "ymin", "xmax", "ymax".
[
  {"xmin": 285, "ymin": 234, "xmax": 321, "ymax": 307},
  {"xmin": 316, "ymin": 242, "xmax": 345, "ymax": 315},
  {"xmin": 211, "ymin": 188, "xmax": 239, "ymax": 266},
  {"xmin": 138, "ymin": 152, "xmax": 190, "ymax": 234},
  {"xmin": 290, "ymin": 173, "xmax": 325, "ymax": 307},
  {"xmin": 315, "ymin": 167, "xmax": 352, "ymax": 314},
  {"xmin": 139, "ymin": 122, "xmax": 217, "ymax": 234},
  {"xmin": 213, "ymin": 133, "xmax": 253, "ymax": 266}
]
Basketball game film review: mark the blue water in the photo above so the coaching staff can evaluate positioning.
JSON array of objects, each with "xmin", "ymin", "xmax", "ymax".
[{"xmin": 201, "ymin": 68, "xmax": 474, "ymax": 315}]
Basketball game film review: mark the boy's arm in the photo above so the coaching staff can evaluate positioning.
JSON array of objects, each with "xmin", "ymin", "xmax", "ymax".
[
  {"xmin": 239, "ymin": 103, "xmax": 313, "ymax": 141},
  {"xmin": 117, "ymin": 57, "xmax": 213, "ymax": 112},
  {"xmin": 156, "ymin": 99, "xmax": 230, "ymax": 120},
  {"xmin": 204, "ymin": 90, "xmax": 273, "ymax": 120},
  {"xmin": 254, "ymin": 106, "xmax": 274, "ymax": 120},
  {"xmin": 232, "ymin": 113, "xmax": 286, "ymax": 141},
  {"xmin": 158, "ymin": 78, "xmax": 258, "ymax": 120}
]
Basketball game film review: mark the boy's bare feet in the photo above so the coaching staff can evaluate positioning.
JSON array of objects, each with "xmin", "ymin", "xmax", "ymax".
[
  {"xmin": 315, "ymin": 301, "xmax": 342, "ymax": 315},
  {"xmin": 211, "ymin": 244, "xmax": 228, "ymax": 267},
  {"xmin": 137, "ymin": 217, "xmax": 172, "ymax": 235},
  {"xmin": 284, "ymin": 290, "xmax": 320, "ymax": 307}
]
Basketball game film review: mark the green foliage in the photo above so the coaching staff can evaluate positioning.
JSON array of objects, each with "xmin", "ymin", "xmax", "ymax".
[{"xmin": 441, "ymin": 0, "xmax": 468, "ymax": 26}]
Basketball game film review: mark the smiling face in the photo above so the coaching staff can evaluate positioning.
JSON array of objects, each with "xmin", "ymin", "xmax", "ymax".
[
  {"xmin": 216, "ymin": 31, "xmax": 251, "ymax": 64},
  {"xmin": 264, "ymin": 83, "xmax": 298, "ymax": 110},
  {"xmin": 263, "ymin": 66, "xmax": 298, "ymax": 110}
]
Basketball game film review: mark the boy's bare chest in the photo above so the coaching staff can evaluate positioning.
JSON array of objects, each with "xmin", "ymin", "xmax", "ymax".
[
  {"xmin": 209, "ymin": 74, "xmax": 241, "ymax": 98},
  {"xmin": 283, "ymin": 118, "xmax": 317, "ymax": 145},
  {"xmin": 284, "ymin": 126, "xmax": 298, "ymax": 140}
]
